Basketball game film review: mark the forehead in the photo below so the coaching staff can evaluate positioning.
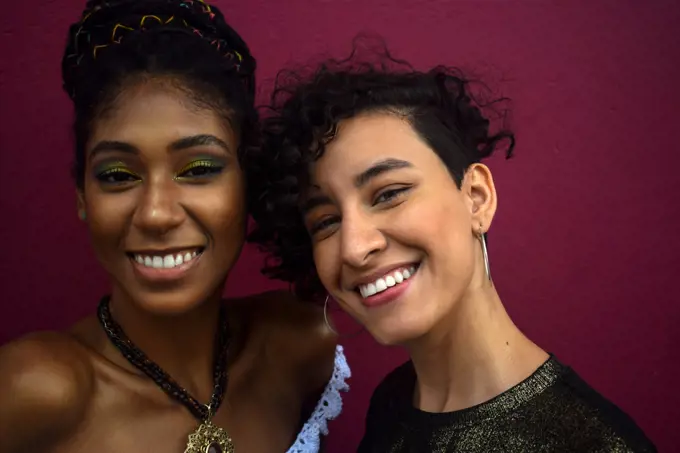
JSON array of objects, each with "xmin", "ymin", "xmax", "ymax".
[
  {"xmin": 310, "ymin": 113, "xmax": 439, "ymax": 185},
  {"xmin": 89, "ymin": 83, "xmax": 235, "ymax": 148}
]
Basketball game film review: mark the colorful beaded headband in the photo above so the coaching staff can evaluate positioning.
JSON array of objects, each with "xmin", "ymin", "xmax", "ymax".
[{"xmin": 64, "ymin": 1, "xmax": 244, "ymax": 72}]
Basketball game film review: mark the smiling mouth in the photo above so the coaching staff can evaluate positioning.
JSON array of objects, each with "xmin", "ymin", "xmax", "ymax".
[
  {"xmin": 127, "ymin": 247, "xmax": 205, "ymax": 269},
  {"xmin": 356, "ymin": 263, "xmax": 420, "ymax": 299}
]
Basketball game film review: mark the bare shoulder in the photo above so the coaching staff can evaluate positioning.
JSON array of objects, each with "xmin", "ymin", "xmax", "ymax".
[
  {"xmin": 0, "ymin": 332, "xmax": 94, "ymax": 452},
  {"xmin": 230, "ymin": 290, "xmax": 338, "ymax": 389},
  {"xmin": 231, "ymin": 290, "xmax": 333, "ymax": 336}
]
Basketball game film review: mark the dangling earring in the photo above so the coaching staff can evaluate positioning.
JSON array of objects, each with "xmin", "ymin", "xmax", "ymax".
[
  {"xmin": 324, "ymin": 295, "xmax": 364, "ymax": 338},
  {"xmin": 78, "ymin": 210, "xmax": 87, "ymax": 221},
  {"xmin": 478, "ymin": 224, "xmax": 492, "ymax": 282}
]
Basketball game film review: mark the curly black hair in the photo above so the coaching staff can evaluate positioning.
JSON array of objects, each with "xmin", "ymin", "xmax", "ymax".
[
  {"xmin": 248, "ymin": 40, "xmax": 515, "ymax": 300},
  {"xmin": 61, "ymin": 0, "xmax": 256, "ymax": 189}
]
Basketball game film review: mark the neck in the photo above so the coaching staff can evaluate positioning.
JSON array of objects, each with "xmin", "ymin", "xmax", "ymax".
[
  {"xmin": 407, "ymin": 283, "xmax": 548, "ymax": 413},
  {"xmin": 104, "ymin": 286, "xmax": 226, "ymax": 401}
]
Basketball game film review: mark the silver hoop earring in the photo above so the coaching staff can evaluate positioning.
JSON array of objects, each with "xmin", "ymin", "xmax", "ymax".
[
  {"xmin": 479, "ymin": 226, "xmax": 492, "ymax": 282},
  {"xmin": 323, "ymin": 295, "xmax": 338, "ymax": 335},
  {"xmin": 323, "ymin": 295, "xmax": 364, "ymax": 338}
]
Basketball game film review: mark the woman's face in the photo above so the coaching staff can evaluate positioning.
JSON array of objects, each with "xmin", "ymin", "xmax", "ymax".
[
  {"xmin": 303, "ymin": 113, "xmax": 496, "ymax": 345},
  {"xmin": 79, "ymin": 82, "xmax": 246, "ymax": 314}
]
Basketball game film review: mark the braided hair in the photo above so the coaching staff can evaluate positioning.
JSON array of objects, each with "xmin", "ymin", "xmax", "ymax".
[{"xmin": 61, "ymin": 0, "xmax": 257, "ymax": 188}]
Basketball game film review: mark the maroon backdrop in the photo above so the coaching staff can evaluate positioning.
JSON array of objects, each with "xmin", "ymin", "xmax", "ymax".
[{"xmin": 1, "ymin": 0, "xmax": 678, "ymax": 451}]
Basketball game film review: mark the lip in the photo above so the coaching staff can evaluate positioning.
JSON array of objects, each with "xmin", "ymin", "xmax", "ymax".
[
  {"xmin": 359, "ymin": 266, "xmax": 418, "ymax": 308},
  {"xmin": 129, "ymin": 250, "xmax": 204, "ymax": 283},
  {"xmin": 126, "ymin": 246, "xmax": 205, "ymax": 255},
  {"xmin": 348, "ymin": 262, "xmax": 420, "ymax": 289}
]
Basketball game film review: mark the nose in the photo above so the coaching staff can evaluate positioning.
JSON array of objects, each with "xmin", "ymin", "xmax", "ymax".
[
  {"xmin": 340, "ymin": 209, "xmax": 386, "ymax": 268},
  {"xmin": 132, "ymin": 174, "xmax": 184, "ymax": 236}
]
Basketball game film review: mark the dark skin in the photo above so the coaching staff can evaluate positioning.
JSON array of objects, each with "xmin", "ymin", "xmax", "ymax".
[{"xmin": 0, "ymin": 81, "xmax": 336, "ymax": 453}]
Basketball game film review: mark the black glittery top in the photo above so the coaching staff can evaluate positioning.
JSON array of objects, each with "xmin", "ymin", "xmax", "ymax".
[{"xmin": 357, "ymin": 356, "xmax": 656, "ymax": 452}]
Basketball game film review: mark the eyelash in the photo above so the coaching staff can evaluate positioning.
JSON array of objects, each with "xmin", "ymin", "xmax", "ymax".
[
  {"xmin": 96, "ymin": 167, "xmax": 139, "ymax": 185},
  {"xmin": 176, "ymin": 160, "xmax": 225, "ymax": 179},
  {"xmin": 310, "ymin": 216, "xmax": 340, "ymax": 235},
  {"xmin": 372, "ymin": 186, "xmax": 410, "ymax": 206},
  {"xmin": 310, "ymin": 186, "xmax": 412, "ymax": 236},
  {"xmin": 95, "ymin": 160, "xmax": 224, "ymax": 186}
]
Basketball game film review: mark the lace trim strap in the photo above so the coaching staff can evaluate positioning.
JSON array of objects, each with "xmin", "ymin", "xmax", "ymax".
[{"xmin": 285, "ymin": 345, "xmax": 351, "ymax": 453}]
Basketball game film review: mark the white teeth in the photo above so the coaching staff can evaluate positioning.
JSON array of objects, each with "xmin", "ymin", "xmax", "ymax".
[
  {"xmin": 357, "ymin": 265, "xmax": 419, "ymax": 298},
  {"xmin": 132, "ymin": 249, "xmax": 201, "ymax": 269},
  {"xmin": 375, "ymin": 278, "xmax": 387, "ymax": 291},
  {"xmin": 366, "ymin": 283, "xmax": 377, "ymax": 297}
]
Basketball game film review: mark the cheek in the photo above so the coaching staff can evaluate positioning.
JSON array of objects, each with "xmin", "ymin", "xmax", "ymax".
[
  {"xmin": 394, "ymin": 192, "xmax": 473, "ymax": 265},
  {"xmin": 428, "ymin": 200, "xmax": 476, "ymax": 280},
  {"xmin": 85, "ymin": 191, "xmax": 136, "ymax": 249},
  {"xmin": 195, "ymin": 175, "xmax": 247, "ymax": 248},
  {"xmin": 313, "ymin": 239, "xmax": 368, "ymax": 320},
  {"xmin": 312, "ymin": 241, "xmax": 336, "ymax": 290},
  {"xmin": 399, "ymin": 192, "xmax": 468, "ymax": 237}
]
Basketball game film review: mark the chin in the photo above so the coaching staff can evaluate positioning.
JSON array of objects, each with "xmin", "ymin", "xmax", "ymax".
[
  {"xmin": 107, "ymin": 253, "xmax": 227, "ymax": 315},
  {"xmin": 359, "ymin": 296, "xmax": 439, "ymax": 346},
  {"xmin": 119, "ymin": 282, "xmax": 221, "ymax": 315},
  {"xmin": 139, "ymin": 292, "xmax": 207, "ymax": 315},
  {"xmin": 368, "ymin": 321, "xmax": 432, "ymax": 347}
]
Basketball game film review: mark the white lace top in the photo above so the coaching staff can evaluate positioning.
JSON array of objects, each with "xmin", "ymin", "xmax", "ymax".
[{"xmin": 285, "ymin": 345, "xmax": 351, "ymax": 453}]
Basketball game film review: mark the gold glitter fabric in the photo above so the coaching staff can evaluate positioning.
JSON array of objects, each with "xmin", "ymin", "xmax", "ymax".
[{"xmin": 357, "ymin": 356, "xmax": 656, "ymax": 452}]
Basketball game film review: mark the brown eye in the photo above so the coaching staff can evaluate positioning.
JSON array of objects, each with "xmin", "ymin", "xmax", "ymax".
[
  {"xmin": 373, "ymin": 186, "xmax": 410, "ymax": 206},
  {"xmin": 310, "ymin": 216, "xmax": 340, "ymax": 235},
  {"xmin": 177, "ymin": 160, "xmax": 225, "ymax": 179},
  {"xmin": 184, "ymin": 166, "xmax": 217, "ymax": 177},
  {"xmin": 96, "ymin": 168, "xmax": 139, "ymax": 185}
]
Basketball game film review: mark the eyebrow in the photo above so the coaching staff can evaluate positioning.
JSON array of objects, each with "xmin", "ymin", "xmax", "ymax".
[
  {"xmin": 169, "ymin": 134, "xmax": 232, "ymax": 154},
  {"xmin": 354, "ymin": 158, "xmax": 413, "ymax": 188},
  {"xmin": 88, "ymin": 134, "xmax": 232, "ymax": 158},
  {"xmin": 300, "ymin": 194, "xmax": 333, "ymax": 216},
  {"xmin": 89, "ymin": 140, "xmax": 137, "ymax": 157},
  {"xmin": 300, "ymin": 158, "xmax": 413, "ymax": 215}
]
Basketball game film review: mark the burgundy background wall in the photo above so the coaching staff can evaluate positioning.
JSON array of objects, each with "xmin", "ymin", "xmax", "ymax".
[{"xmin": 1, "ymin": 0, "xmax": 678, "ymax": 451}]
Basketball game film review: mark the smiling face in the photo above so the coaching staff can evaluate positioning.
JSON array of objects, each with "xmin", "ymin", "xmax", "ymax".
[
  {"xmin": 79, "ymin": 81, "xmax": 246, "ymax": 314},
  {"xmin": 303, "ymin": 112, "xmax": 496, "ymax": 345}
]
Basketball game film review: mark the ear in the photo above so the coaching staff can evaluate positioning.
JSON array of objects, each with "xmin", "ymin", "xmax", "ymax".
[
  {"xmin": 76, "ymin": 190, "xmax": 86, "ymax": 221},
  {"xmin": 463, "ymin": 163, "xmax": 497, "ymax": 234}
]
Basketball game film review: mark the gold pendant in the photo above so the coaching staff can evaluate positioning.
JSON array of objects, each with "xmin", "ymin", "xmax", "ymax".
[{"xmin": 184, "ymin": 419, "xmax": 234, "ymax": 453}]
